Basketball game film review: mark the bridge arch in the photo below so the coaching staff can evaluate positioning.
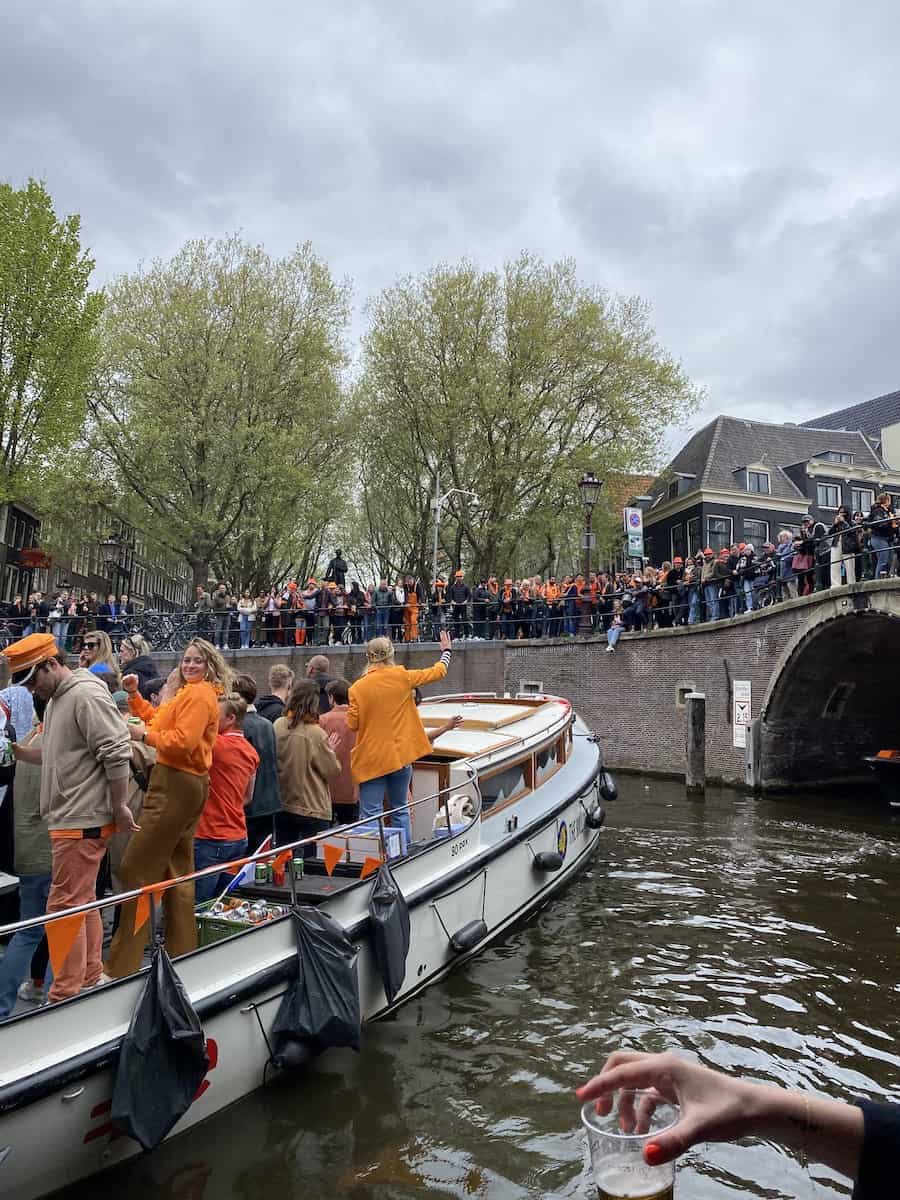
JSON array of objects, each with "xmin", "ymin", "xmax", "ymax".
[{"xmin": 757, "ymin": 590, "xmax": 900, "ymax": 790}]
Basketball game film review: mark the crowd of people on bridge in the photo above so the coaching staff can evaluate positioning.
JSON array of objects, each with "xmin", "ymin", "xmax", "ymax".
[{"xmin": 2, "ymin": 502, "xmax": 898, "ymax": 656}]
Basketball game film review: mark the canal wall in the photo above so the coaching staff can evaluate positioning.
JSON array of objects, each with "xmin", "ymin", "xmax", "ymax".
[{"xmin": 149, "ymin": 579, "xmax": 900, "ymax": 792}]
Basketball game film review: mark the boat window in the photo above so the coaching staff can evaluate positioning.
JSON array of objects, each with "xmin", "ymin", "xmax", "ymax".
[
  {"xmin": 534, "ymin": 740, "xmax": 559, "ymax": 785},
  {"xmin": 481, "ymin": 759, "xmax": 530, "ymax": 809}
]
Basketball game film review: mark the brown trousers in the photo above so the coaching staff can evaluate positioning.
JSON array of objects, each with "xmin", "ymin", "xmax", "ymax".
[{"xmin": 105, "ymin": 764, "xmax": 208, "ymax": 979}]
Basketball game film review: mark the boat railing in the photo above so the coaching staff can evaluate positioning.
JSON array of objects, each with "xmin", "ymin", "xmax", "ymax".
[{"xmin": 0, "ymin": 763, "xmax": 483, "ymax": 943}]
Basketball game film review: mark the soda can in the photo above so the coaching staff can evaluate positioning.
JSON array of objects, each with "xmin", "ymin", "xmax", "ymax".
[
  {"xmin": 254, "ymin": 862, "xmax": 268, "ymax": 885},
  {"xmin": 292, "ymin": 857, "xmax": 305, "ymax": 880}
]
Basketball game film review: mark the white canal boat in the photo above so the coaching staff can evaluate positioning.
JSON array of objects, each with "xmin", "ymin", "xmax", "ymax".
[{"xmin": 0, "ymin": 692, "xmax": 613, "ymax": 1199}]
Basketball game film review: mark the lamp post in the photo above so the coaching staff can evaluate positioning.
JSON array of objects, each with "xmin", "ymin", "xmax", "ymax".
[
  {"xmin": 578, "ymin": 471, "xmax": 603, "ymax": 634},
  {"xmin": 430, "ymin": 471, "xmax": 479, "ymax": 585},
  {"xmin": 97, "ymin": 533, "xmax": 122, "ymax": 594}
]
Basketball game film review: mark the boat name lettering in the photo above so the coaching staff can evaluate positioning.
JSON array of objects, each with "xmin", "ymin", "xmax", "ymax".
[
  {"xmin": 570, "ymin": 813, "xmax": 583, "ymax": 841},
  {"xmin": 450, "ymin": 839, "xmax": 468, "ymax": 857}
]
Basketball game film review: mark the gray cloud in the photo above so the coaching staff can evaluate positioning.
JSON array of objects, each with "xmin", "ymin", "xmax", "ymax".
[{"xmin": 3, "ymin": 0, "xmax": 900, "ymax": 450}]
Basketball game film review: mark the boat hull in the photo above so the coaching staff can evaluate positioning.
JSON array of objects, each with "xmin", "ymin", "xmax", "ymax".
[{"xmin": 0, "ymin": 721, "xmax": 602, "ymax": 1199}]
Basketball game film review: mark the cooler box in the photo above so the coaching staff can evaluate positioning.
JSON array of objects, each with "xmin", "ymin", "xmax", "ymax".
[{"xmin": 316, "ymin": 836, "xmax": 350, "ymax": 864}]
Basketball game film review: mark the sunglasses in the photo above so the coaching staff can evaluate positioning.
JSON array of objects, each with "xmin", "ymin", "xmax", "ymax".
[{"xmin": 83, "ymin": 641, "xmax": 100, "ymax": 649}]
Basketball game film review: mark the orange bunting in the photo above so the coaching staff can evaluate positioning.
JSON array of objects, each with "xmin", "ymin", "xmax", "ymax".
[
  {"xmin": 360, "ymin": 856, "xmax": 383, "ymax": 880},
  {"xmin": 133, "ymin": 882, "xmax": 167, "ymax": 934},
  {"xmin": 46, "ymin": 911, "xmax": 86, "ymax": 979},
  {"xmin": 322, "ymin": 842, "xmax": 345, "ymax": 877},
  {"xmin": 273, "ymin": 849, "xmax": 293, "ymax": 872}
]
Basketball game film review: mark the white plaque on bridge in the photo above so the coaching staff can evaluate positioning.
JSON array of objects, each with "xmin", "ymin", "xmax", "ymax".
[{"xmin": 732, "ymin": 680, "xmax": 751, "ymax": 748}]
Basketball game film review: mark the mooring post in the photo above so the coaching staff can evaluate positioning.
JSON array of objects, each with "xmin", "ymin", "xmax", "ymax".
[{"xmin": 685, "ymin": 691, "xmax": 706, "ymax": 792}]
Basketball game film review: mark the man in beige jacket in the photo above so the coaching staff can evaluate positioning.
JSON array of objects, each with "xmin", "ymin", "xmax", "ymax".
[{"xmin": 5, "ymin": 634, "xmax": 135, "ymax": 1002}]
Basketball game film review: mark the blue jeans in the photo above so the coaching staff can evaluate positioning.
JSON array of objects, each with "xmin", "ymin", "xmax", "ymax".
[
  {"xmin": 213, "ymin": 613, "xmax": 230, "ymax": 648},
  {"xmin": 703, "ymin": 583, "xmax": 719, "ymax": 622},
  {"xmin": 687, "ymin": 589, "xmax": 701, "ymax": 624},
  {"xmin": 193, "ymin": 837, "xmax": 248, "ymax": 904},
  {"xmin": 375, "ymin": 608, "xmax": 389, "ymax": 637},
  {"xmin": 51, "ymin": 620, "xmax": 69, "ymax": 648},
  {"xmin": 359, "ymin": 764, "xmax": 412, "ymax": 848},
  {"xmin": 871, "ymin": 535, "xmax": 893, "ymax": 578},
  {"xmin": 606, "ymin": 625, "xmax": 622, "ymax": 649},
  {"xmin": 363, "ymin": 611, "xmax": 374, "ymax": 640},
  {"xmin": 0, "ymin": 873, "xmax": 52, "ymax": 1018},
  {"xmin": 564, "ymin": 601, "xmax": 578, "ymax": 635},
  {"xmin": 239, "ymin": 614, "xmax": 252, "ymax": 649},
  {"xmin": 742, "ymin": 577, "xmax": 755, "ymax": 611}
]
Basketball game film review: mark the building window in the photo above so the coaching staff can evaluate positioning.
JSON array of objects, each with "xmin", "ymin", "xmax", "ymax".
[
  {"xmin": 851, "ymin": 488, "xmax": 874, "ymax": 514},
  {"xmin": 670, "ymin": 523, "xmax": 686, "ymax": 563},
  {"xmin": 743, "ymin": 519, "xmax": 768, "ymax": 546},
  {"xmin": 817, "ymin": 451, "xmax": 853, "ymax": 465},
  {"xmin": 687, "ymin": 517, "xmax": 701, "ymax": 555},
  {"xmin": 667, "ymin": 480, "xmax": 678, "ymax": 501},
  {"xmin": 817, "ymin": 483, "xmax": 840, "ymax": 508},
  {"xmin": 706, "ymin": 515, "xmax": 733, "ymax": 552},
  {"xmin": 747, "ymin": 469, "xmax": 770, "ymax": 494}
]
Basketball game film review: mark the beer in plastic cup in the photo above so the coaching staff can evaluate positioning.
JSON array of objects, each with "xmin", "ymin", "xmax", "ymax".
[{"xmin": 580, "ymin": 1091, "xmax": 679, "ymax": 1199}]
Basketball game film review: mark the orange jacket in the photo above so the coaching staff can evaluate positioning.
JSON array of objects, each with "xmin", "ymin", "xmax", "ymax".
[
  {"xmin": 542, "ymin": 582, "xmax": 561, "ymax": 604},
  {"xmin": 128, "ymin": 681, "xmax": 220, "ymax": 776},
  {"xmin": 346, "ymin": 659, "xmax": 448, "ymax": 783}
]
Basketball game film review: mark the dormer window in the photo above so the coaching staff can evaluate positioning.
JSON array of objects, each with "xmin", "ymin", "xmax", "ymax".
[
  {"xmin": 816, "ymin": 450, "xmax": 853, "ymax": 465},
  {"xmin": 747, "ymin": 469, "xmax": 770, "ymax": 494}
]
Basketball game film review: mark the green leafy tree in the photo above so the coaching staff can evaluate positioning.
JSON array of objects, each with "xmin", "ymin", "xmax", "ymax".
[
  {"xmin": 356, "ymin": 254, "xmax": 701, "ymax": 581},
  {"xmin": 89, "ymin": 235, "xmax": 351, "ymax": 590},
  {"xmin": 0, "ymin": 179, "xmax": 102, "ymax": 501}
]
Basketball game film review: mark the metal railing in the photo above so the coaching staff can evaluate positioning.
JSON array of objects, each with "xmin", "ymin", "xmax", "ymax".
[{"xmin": 0, "ymin": 765, "xmax": 482, "ymax": 951}]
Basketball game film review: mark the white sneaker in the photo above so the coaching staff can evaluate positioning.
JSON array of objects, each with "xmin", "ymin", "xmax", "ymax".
[
  {"xmin": 17, "ymin": 979, "xmax": 43, "ymax": 1002},
  {"xmin": 605, "ymin": 645, "xmax": 615, "ymax": 653}
]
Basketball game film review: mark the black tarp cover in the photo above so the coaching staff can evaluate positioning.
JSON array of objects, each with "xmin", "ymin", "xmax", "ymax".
[
  {"xmin": 271, "ymin": 906, "xmax": 361, "ymax": 1057},
  {"xmin": 368, "ymin": 862, "xmax": 410, "ymax": 1005},
  {"xmin": 111, "ymin": 944, "xmax": 208, "ymax": 1151}
]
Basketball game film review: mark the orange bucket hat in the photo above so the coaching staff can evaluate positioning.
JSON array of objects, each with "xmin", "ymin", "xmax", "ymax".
[{"xmin": 2, "ymin": 632, "xmax": 59, "ymax": 686}]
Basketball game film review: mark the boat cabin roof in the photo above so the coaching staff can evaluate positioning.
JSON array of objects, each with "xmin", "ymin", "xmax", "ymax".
[{"xmin": 417, "ymin": 695, "xmax": 570, "ymax": 760}]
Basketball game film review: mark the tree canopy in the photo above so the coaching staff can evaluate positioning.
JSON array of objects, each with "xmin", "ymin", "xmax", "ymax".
[
  {"xmin": 0, "ymin": 179, "xmax": 101, "ymax": 502},
  {"xmin": 88, "ymin": 235, "xmax": 350, "ymax": 589},
  {"xmin": 352, "ymin": 254, "xmax": 700, "ymax": 580}
]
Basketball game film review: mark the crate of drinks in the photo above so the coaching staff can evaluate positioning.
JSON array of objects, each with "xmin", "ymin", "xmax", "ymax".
[
  {"xmin": 347, "ymin": 827, "xmax": 402, "ymax": 863},
  {"xmin": 196, "ymin": 897, "xmax": 289, "ymax": 947},
  {"xmin": 316, "ymin": 835, "xmax": 351, "ymax": 864}
]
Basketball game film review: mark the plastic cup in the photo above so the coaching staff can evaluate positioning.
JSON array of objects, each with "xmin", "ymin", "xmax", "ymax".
[{"xmin": 580, "ymin": 1091, "xmax": 679, "ymax": 1199}]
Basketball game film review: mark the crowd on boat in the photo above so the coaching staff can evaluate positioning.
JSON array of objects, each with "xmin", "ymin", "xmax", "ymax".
[{"xmin": 0, "ymin": 628, "xmax": 453, "ymax": 1016}]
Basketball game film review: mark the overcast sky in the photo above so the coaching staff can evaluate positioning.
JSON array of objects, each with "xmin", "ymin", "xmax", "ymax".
[{"xmin": 5, "ymin": 0, "xmax": 900, "ymax": 446}]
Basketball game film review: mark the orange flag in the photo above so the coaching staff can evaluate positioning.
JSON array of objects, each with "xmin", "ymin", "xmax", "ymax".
[
  {"xmin": 46, "ymin": 911, "xmax": 86, "ymax": 979},
  {"xmin": 360, "ymin": 856, "xmax": 383, "ymax": 880},
  {"xmin": 133, "ymin": 882, "xmax": 167, "ymax": 934},
  {"xmin": 273, "ymin": 849, "xmax": 293, "ymax": 872},
  {"xmin": 322, "ymin": 842, "xmax": 345, "ymax": 876}
]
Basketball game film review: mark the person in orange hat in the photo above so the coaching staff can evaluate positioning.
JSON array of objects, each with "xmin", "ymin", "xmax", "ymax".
[{"xmin": 4, "ymin": 633, "xmax": 135, "ymax": 1002}]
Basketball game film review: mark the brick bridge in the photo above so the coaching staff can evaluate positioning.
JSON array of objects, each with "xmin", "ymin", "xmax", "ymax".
[{"xmin": 150, "ymin": 578, "xmax": 900, "ymax": 792}]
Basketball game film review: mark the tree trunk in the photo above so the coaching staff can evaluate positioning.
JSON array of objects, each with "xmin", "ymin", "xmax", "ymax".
[{"xmin": 190, "ymin": 554, "xmax": 211, "ymax": 590}]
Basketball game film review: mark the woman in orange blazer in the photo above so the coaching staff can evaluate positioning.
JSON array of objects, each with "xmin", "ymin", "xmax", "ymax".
[
  {"xmin": 105, "ymin": 638, "xmax": 229, "ymax": 978},
  {"xmin": 347, "ymin": 629, "xmax": 452, "ymax": 846}
]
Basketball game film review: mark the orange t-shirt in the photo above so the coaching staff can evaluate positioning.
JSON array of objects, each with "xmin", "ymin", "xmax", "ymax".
[
  {"xmin": 196, "ymin": 732, "xmax": 260, "ymax": 842},
  {"xmin": 319, "ymin": 704, "xmax": 358, "ymax": 809}
]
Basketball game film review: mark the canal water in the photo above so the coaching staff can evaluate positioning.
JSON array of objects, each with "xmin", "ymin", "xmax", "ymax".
[{"xmin": 60, "ymin": 775, "xmax": 900, "ymax": 1199}]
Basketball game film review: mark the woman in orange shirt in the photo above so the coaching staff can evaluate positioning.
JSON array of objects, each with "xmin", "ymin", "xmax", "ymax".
[
  {"xmin": 105, "ymin": 638, "xmax": 230, "ymax": 978},
  {"xmin": 402, "ymin": 575, "xmax": 420, "ymax": 643},
  {"xmin": 347, "ymin": 630, "xmax": 452, "ymax": 847}
]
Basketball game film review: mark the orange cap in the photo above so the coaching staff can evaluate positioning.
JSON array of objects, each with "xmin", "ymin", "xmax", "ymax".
[{"xmin": 1, "ymin": 632, "xmax": 59, "ymax": 685}]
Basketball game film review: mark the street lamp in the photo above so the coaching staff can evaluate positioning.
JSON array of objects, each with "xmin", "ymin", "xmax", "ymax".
[
  {"xmin": 98, "ymin": 533, "xmax": 122, "ymax": 582},
  {"xmin": 431, "ymin": 472, "xmax": 479, "ymax": 585},
  {"xmin": 578, "ymin": 471, "xmax": 603, "ymax": 634}
]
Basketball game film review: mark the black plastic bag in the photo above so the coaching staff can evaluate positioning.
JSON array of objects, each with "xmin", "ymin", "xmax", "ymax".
[
  {"xmin": 368, "ymin": 862, "xmax": 410, "ymax": 1005},
  {"xmin": 271, "ymin": 906, "xmax": 361, "ymax": 1061},
  {"xmin": 111, "ymin": 944, "xmax": 208, "ymax": 1151}
]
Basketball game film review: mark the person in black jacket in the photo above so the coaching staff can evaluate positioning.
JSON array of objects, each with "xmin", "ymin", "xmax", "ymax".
[
  {"xmin": 792, "ymin": 518, "xmax": 818, "ymax": 596},
  {"xmin": 256, "ymin": 663, "xmax": 294, "ymax": 723},
  {"xmin": 118, "ymin": 635, "xmax": 157, "ymax": 699},
  {"xmin": 449, "ymin": 571, "xmax": 471, "ymax": 639},
  {"xmin": 324, "ymin": 549, "xmax": 347, "ymax": 588},
  {"xmin": 866, "ymin": 494, "xmax": 896, "ymax": 579},
  {"xmin": 232, "ymin": 673, "xmax": 281, "ymax": 847},
  {"xmin": 471, "ymin": 580, "xmax": 491, "ymax": 640},
  {"xmin": 828, "ymin": 505, "xmax": 857, "ymax": 587}
]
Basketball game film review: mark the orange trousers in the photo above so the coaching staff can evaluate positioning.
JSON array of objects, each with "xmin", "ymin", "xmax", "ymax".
[
  {"xmin": 47, "ymin": 835, "xmax": 109, "ymax": 1002},
  {"xmin": 403, "ymin": 598, "xmax": 419, "ymax": 642}
]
